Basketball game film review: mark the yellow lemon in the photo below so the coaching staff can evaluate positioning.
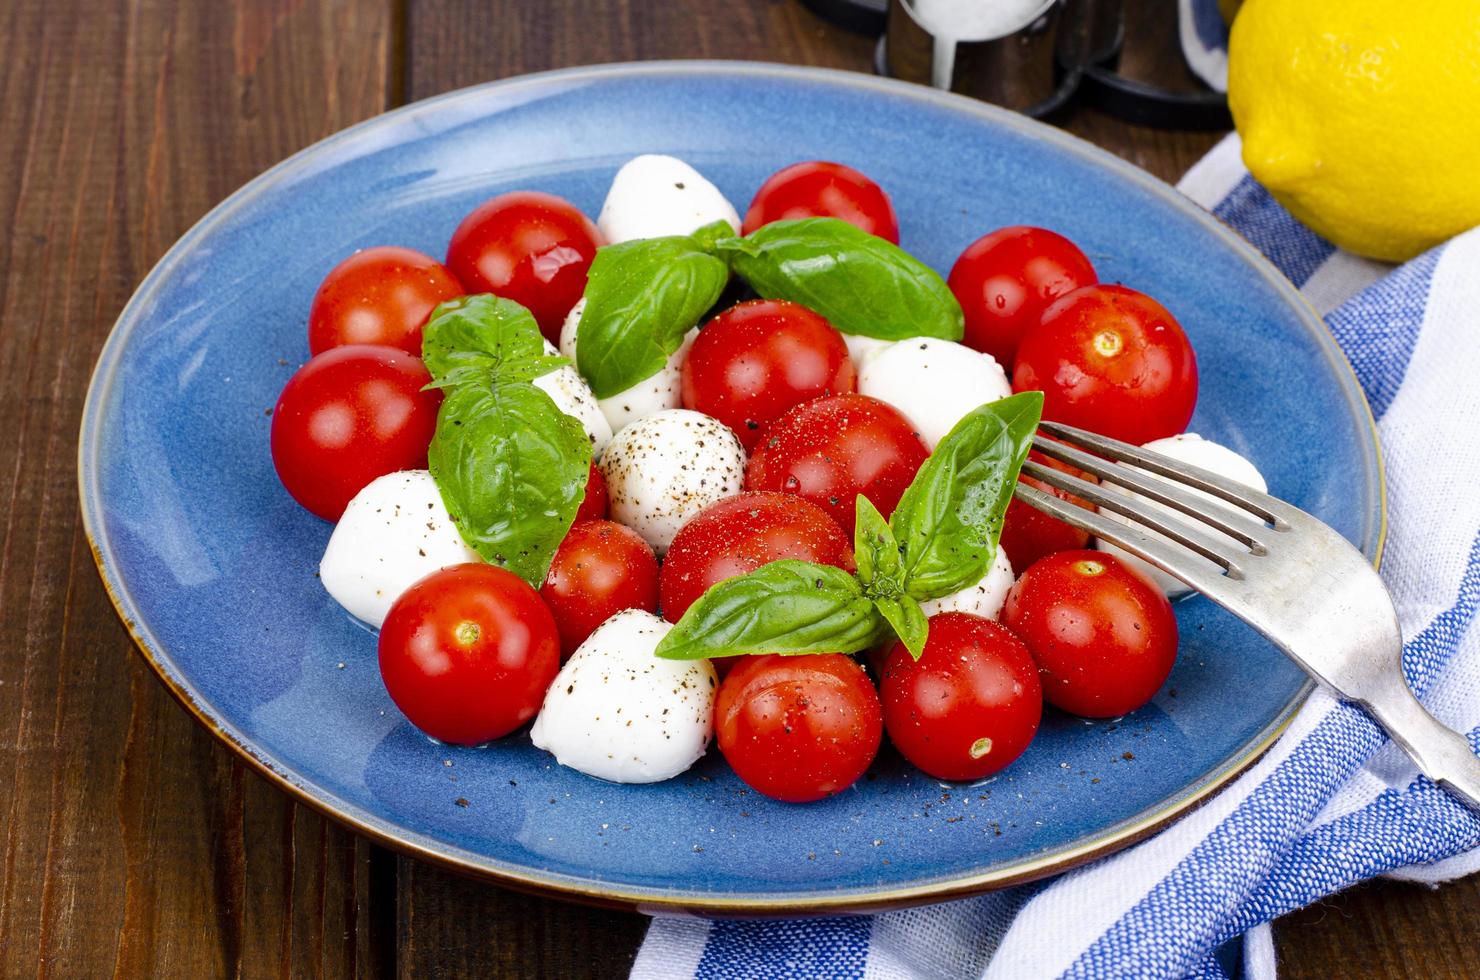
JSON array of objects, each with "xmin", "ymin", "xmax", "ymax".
[{"xmin": 1227, "ymin": 1, "xmax": 1480, "ymax": 262}]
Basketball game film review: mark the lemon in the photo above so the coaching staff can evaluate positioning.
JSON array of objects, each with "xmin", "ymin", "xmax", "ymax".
[{"xmin": 1227, "ymin": 1, "xmax": 1480, "ymax": 262}]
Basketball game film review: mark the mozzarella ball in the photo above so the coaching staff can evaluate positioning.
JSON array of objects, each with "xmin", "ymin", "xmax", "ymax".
[
  {"xmin": 856, "ymin": 337, "xmax": 1012, "ymax": 449},
  {"xmin": 599, "ymin": 409, "xmax": 746, "ymax": 555},
  {"xmin": 319, "ymin": 470, "xmax": 480, "ymax": 628},
  {"xmin": 1096, "ymin": 432, "xmax": 1269, "ymax": 597},
  {"xmin": 843, "ymin": 332, "xmax": 894, "ymax": 370},
  {"xmin": 531, "ymin": 338, "xmax": 612, "ymax": 458},
  {"xmin": 530, "ymin": 609, "xmax": 717, "ymax": 783},
  {"xmin": 560, "ymin": 297, "xmax": 696, "ymax": 433},
  {"xmin": 597, "ymin": 154, "xmax": 741, "ymax": 244},
  {"xmin": 919, "ymin": 547, "xmax": 1015, "ymax": 621}
]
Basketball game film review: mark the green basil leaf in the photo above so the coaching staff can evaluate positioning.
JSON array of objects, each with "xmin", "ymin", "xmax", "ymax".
[
  {"xmin": 893, "ymin": 391, "xmax": 1044, "ymax": 601},
  {"xmin": 854, "ymin": 495, "xmax": 903, "ymax": 594},
  {"xmin": 428, "ymin": 381, "xmax": 593, "ymax": 585},
  {"xmin": 873, "ymin": 593, "xmax": 929, "ymax": 660},
  {"xmin": 497, "ymin": 354, "xmax": 571, "ymax": 384},
  {"xmin": 714, "ymin": 218, "xmax": 963, "ymax": 341},
  {"xmin": 576, "ymin": 235, "xmax": 730, "ymax": 398},
  {"xmin": 654, "ymin": 560, "xmax": 887, "ymax": 661},
  {"xmin": 421, "ymin": 294, "xmax": 550, "ymax": 389},
  {"xmin": 690, "ymin": 219, "xmax": 736, "ymax": 253}
]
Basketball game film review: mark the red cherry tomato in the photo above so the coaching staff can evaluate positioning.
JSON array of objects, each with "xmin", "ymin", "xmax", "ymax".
[
  {"xmin": 540, "ymin": 520, "xmax": 659, "ymax": 659},
  {"xmin": 948, "ymin": 226, "xmax": 1096, "ymax": 366},
  {"xmin": 445, "ymin": 191, "xmax": 602, "ymax": 343},
  {"xmin": 1012, "ymin": 284, "xmax": 1198, "ymax": 445},
  {"xmin": 744, "ymin": 394, "xmax": 929, "ymax": 536},
  {"xmin": 378, "ymin": 563, "xmax": 561, "ymax": 745},
  {"xmin": 1000, "ymin": 450, "xmax": 1100, "ymax": 570},
  {"xmin": 715, "ymin": 653, "xmax": 882, "ymax": 803},
  {"xmin": 880, "ymin": 612, "xmax": 1042, "ymax": 781},
  {"xmin": 270, "ymin": 344, "xmax": 440, "ymax": 521},
  {"xmin": 575, "ymin": 463, "xmax": 609, "ymax": 523},
  {"xmin": 681, "ymin": 300, "xmax": 855, "ymax": 450},
  {"xmin": 1002, "ymin": 550, "xmax": 1178, "ymax": 718},
  {"xmin": 307, "ymin": 246, "xmax": 465, "ymax": 357},
  {"xmin": 660, "ymin": 491, "xmax": 854, "ymax": 624},
  {"xmin": 742, "ymin": 161, "xmax": 900, "ymax": 244}
]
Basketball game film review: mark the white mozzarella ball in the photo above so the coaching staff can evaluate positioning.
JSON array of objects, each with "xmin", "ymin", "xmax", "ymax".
[
  {"xmin": 560, "ymin": 297, "xmax": 695, "ymax": 433},
  {"xmin": 1096, "ymin": 433, "xmax": 1269, "ymax": 597},
  {"xmin": 856, "ymin": 337, "xmax": 1013, "ymax": 449},
  {"xmin": 557, "ymin": 297, "xmax": 585, "ymax": 362},
  {"xmin": 319, "ymin": 470, "xmax": 480, "ymax": 628},
  {"xmin": 530, "ymin": 609, "xmax": 717, "ymax": 783},
  {"xmin": 599, "ymin": 409, "xmax": 746, "ymax": 555},
  {"xmin": 531, "ymin": 338, "xmax": 612, "ymax": 458},
  {"xmin": 843, "ymin": 332, "xmax": 894, "ymax": 370},
  {"xmin": 919, "ymin": 547, "xmax": 1015, "ymax": 621},
  {"xmin": 597, "ymin": 154, "xmax": 741, "ymax": 244}
]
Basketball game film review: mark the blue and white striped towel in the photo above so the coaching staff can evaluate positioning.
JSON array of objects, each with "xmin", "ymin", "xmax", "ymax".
[{"xmin": 631, "ymin": 129, "xmax": 1480, "ymax": 980}]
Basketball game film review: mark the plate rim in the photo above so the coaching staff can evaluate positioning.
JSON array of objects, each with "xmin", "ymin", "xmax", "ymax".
[{"xmin": 77, "ymin": 59, "xmax": 1386, "ymax": 915}]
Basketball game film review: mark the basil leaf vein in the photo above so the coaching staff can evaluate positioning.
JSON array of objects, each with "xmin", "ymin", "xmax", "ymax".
[
  {"xmin": 421, "ymin": 294, "xmax": 552, "ymax": 390},
  {"xmin": 576, "ymin": 233, "xmax": 730, "ymax": 399},
  {"xmin": 654, "ymin": 560, "xmax": 887, "ymax": 661},
  {"xmin": 892, "ymin": 391, "xmax": 1044, "ymax": 601},
  {"xmin": 427, "ymin": 380, "xmax": 593, "ymax": 586},
  {"xmin": 714, "ymin": 217, "xmax": 963, "ymax": 342}
]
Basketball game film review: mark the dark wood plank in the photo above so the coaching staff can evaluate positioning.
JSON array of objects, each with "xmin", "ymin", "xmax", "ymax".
[
  {"xmin": 1278, "ymin": 875, "xmax": 1480, "ymax": 980},
  {"xmin": 0, "ymin": 1, "xmax": 395, "ymax": 975}
]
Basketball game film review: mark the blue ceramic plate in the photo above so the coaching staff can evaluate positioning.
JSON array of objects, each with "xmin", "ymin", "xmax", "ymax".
[{"xmin": 79, "ymin": 62, "xmax": 1383, "ymax": 914}]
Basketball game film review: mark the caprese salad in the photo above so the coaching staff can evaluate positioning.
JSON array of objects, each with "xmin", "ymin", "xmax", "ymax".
[{"xmin": 269, "ymin": 155, "xmax": 1267, "ymax": 803}]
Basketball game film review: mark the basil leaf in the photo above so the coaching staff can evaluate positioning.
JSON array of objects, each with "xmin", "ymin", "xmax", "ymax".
[
  {"xmin": 576, "ymin": 234, "xmax": 730, "ymax": 398},
  {"xmin": 421, "ymin": 294, "xmax": 551, "ymax": 390},
  {"xmin": 893, "ymin": 391, "xmax": 1044, "ymax": 601},
  {"xmin": 690, "ymin": 219, "xmax": 736, "ymax": 252},
  {"xmin": 497, "ymin": 354, "xmax": 571, "ymax": 384},
  {"xmin": 654, "ymin": 560, "xmax": 887, "ymax": 661},
  {"xmin": 873, "ymin": 593, "xmax": 929, "ymax": 660},
  {"xmin": 714, "ymin": 218, "xmax": 963, "ymax": 342},
  {"xmin": 428, "ymin": 381, "xmax": 593, "ymax": 585},
  {"xmin": 854, "ymin": 495, "xmax": 903, "ymax": 594}
]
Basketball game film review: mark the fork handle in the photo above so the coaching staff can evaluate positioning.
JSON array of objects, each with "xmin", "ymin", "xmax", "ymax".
[{"xmin": 1357, "ymin": 679, "xmax": 1480, "ymax": 812}]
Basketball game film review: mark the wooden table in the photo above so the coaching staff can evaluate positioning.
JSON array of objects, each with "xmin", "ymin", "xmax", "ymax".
[{"xmin": 2, "ymin": 0, "xmax": 1476, "ymax": 975}]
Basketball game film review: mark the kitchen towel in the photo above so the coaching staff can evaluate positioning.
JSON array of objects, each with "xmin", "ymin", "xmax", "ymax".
[{"xmin": 629, "ymin": 130, "xmax": 1480, "ymax": 980}]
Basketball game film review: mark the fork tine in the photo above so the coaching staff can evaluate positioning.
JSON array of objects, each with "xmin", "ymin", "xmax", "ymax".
[
  {"xmin": 1037, "ymin": 420, "xmax": 1288, "ymax": 528},
  {"xmin": 1021, "ymin": 459, "xmax": 1247, "ymax": 575},
  {"xmin": 1030, "ymin": 432, "xmax": 1274, "ymax": 550},
  {"xmin": 1011, "ymin": 483, "xmax": 1231, "ymax": 596}
]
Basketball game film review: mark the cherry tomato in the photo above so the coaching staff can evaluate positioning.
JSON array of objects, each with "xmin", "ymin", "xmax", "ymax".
[
  {"xmin": 681, "ymin": 300, "xmax": 855, "ymax": 450},
  {"xmin": 1012, "ymin": 284, "xmax": 1198, "ymax": 445},
  {"xmin": 744, "ymin": 394, "xmax": 929, "ymax": 536},
  {"xmin": 880, "ymin": 612, "xmax": 1042, "ymax": 781},
  {"xmin": 307, "ymin": 246, "xmax": 465, "ymax": 357},
  {"xmin": 715, "ymin": 653, "xmax": 882, "ymax": 803},
  {"xmin": 270, "ymin": 344, "xmax": 440, "ymax": 521},
  {"xmin": 445, "ymin": 191, "xmax": 602, "ymax": 343},
  {"xmin": 742, "ymin": 161, "xmax": 900, "ymax": 244},
  {"xmin": 948, "ymin": 226, "xmax": 1096, "ymax": 367},
  {"xmin": 575, "ymin": 463, "xmax": 609, "ymax": 523},
  {"xmin": 660, "ymin": 492, "xmax": 854, "ymax": 624},
  {"xmin": 1000, "ymin": 449, "xmax": 1100, "ymax": 570},
  {"xmin": 1002, "ymin": 550, "xmax": 1177, "ymax": 718},
  {"xmin": 540, "ymin": 520, "xmax": 659, "ymax": 658},
  {"xmin": 378, "ymin": 563, "xmax": 560, "ymax": 745}
]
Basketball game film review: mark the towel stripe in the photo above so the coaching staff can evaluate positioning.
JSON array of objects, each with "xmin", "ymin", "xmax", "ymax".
[{"xmin": 1212, "ymin": 177, "xmax": 1337, "ymax": 287}]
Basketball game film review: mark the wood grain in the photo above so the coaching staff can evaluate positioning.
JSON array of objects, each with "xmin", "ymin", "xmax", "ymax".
[{"xmin": 0, "ymin": 0, "xmax": 394, "ymax": 975}]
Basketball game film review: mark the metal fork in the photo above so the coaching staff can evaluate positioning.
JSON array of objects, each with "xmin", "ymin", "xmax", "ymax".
[{"xmin": 1014, "ymin": 420, "xmax": 1480, "ymax": 811}]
